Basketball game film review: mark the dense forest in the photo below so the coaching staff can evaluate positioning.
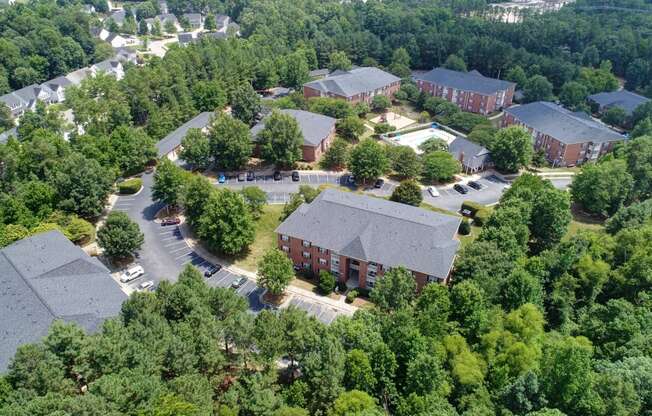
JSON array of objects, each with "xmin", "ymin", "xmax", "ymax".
[
  {"xmin": 0, "ymin": 1, "xmax": 112, "ymax": 92},
  {"xmin": 1, "ymin": 0, "xmax": 652, "ymax": 414}
]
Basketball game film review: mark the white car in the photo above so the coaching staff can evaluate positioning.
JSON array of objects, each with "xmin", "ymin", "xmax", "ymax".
[
  {"xmin": 138, "ymin": 280, "xmax": 154, "ymax": 291},
  {"xmin": 427, "ymin": 186, "xmax": 440, "ymax": 197},
  {"xmin": 120, "ymin": 265, "xmax": 144, "ymax": 283}
]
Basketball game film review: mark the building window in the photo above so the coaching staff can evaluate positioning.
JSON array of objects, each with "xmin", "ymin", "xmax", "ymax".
[
  {"xmin": 281, "ymin": 235, "xmax": 289, "ymax": 241},
  {"xmin": 318, "ymin": 247, "xmax": 327, "ymax": 254},
  {"xmin": 282, "ymin": 246, "xmax": 290, "ymax": 253},
  {"xmin": 319, "ymin": 258, "xmax": 327, "ymax": 266},
  {"xmin": 427, "ymin": 275, "xmax": 441, "ymax": 284},
  {"xmin": 302, "ymin": 240, "xmax": 311, "ymax": 248},
  {"xmin": 302, "ymin": 251, "xmax": 311, "ymax": 259},
  {"xmin": 302, "ymin": 262, "xmax": 311, "ymax": 269}
]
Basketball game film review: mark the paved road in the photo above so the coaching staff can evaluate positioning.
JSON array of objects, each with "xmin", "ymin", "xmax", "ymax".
[{"xmin": 111, "ymin": 171, "xmax": 343, "ymax": 322}]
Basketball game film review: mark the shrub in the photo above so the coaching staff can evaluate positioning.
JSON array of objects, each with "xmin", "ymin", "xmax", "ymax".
[
  {"xmin": 346, "ymin": 290, "xmax": 358, "ymax": 303},
  {"xmin": 66, "ymin": 217, "xmax": 96, "ymax": 244},
  {"xmin": 318, "ymin": 270, "xmax": 337, "ymax": 295},
  {"xmin": 337, "ymin": 281, "xmax": 348, "ymax": 292},
  {"xmin": 418, "ymin": 111, "xmax": 430, "ymax": 123},
  {"xmin": 474, "ymin": 208, "xmax": 491, "ymax": 226},
  {"xmin": 374, "ymin": 123, "xmax": 396, "ymax": 135},
  {"xmin": 118, "ymin": 178, "xmax": 143, "ymax": 194},
  {"xmin": 461, "ymin": 200, "xmax": 486, "ymax": 216},
  {"xmin": 459, "ymin": 218, "xmax": 471, "ymax": 235}
]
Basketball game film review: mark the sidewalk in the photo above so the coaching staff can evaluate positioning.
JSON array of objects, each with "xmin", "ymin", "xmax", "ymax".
[{"xmin": 178, "ymin": 219, "xmax": 358, "ymax": 316}]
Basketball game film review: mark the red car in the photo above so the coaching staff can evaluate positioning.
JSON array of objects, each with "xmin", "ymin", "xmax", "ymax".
[{"xmin": 161, "ymin": 217, "xmax": 181, "ymax": 226}]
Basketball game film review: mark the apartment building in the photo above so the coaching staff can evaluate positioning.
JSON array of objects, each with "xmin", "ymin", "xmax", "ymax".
[
  {"xmin": 275, "ymin": 189, "xmax": 461, "ymax": 290},
  {"xmin": 251, "ymin": 109, "xmax": 337, "ymax": 162},
  {"xmin": 503, "ymin": 101, "xmax": 625, "ymax": 166},
  {"xmin": 303, "ymin": 67, "xmax": 401, "ymax": 105},
  {"xmin": 414, "ymin": 67, "xmax": 515, "ymax": 115}
]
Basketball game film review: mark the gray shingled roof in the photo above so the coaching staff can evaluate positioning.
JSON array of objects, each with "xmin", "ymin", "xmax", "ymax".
[
  {"xmin": 0, "ymin": 127, "xmax": 17, "ymax": 144},
  {"xmin": 183, "ymin": 13, "xmax": 202, "ymax": 24},
  {"xmin": 199, "ymin": 31, "xmax": 228, "ymax": 40},
  {"xmin": 414, "ymin": 67, "xmax": 515, "ymax": 95},
  {"xmin": 588, "ymin": 90, "xmax": 650, "ymax": 116},
  {"xmin": 177, "ymin": 32, "xmax": 194, "ymax": 45},
  {"xmin": 0, "ymin": 231, "xmax": 126, "ymax": 371},
  {"xmin": 303, "ymin": 67, "xmax": 401, "ymax": 98},
  {"xmin": 13, "ymin": 84, "xmax": 52, "ymax": 103},
  {"xmin": 66, "ymin": 67, "xmax": 92, "ymax": 86},
  {"xmin": 93, "ymin": 59, "xmax": 121, "ymax": 73},
  {"xmin": 449, "ymin": 137, "xmax": 491, "ymax": 170},
  {"xmin": 251, "ymin": 109, "xmax": 336, "ymax": 147},
  {"xmin": 43, "ymin": 76, "xmax": 72, "ymax": 90},
  {"xmin": 0, "ymin": 93, "xmax": 25, "ymax": 110},
  {"xmin": 505, "ymin": 101, "xmax": 624, "ymax": 145},
  {"xmin": 215, "ymin": 14, "xmax": 229, "ymax": 28},
  {"xmin": 276, "ymin": 189, "xmax": 461, "ymax": 278},
  {"xmin": 157, "ymin": 112, "xmax": 213, "ymax": 157}
]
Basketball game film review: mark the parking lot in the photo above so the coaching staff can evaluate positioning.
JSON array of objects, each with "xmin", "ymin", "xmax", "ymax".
[
  {"xmin": 422, "ymin": 175, "xmax": 510, "ymax": 211},
  {"xmin": 288, "ymin": 296, "xmax": 346, "ymax": 324},
  {"xmin": 218, "ymin": 172, "xmax": 343, "ymax": 186}
]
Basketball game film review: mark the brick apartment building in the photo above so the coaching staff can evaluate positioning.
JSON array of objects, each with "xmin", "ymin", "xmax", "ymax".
[
  {"xmin": 414, "ymin": 67, "xmax": 516, "ymax": 115},
  {"xmin": 503, "ymin": 101, "xmax": 625, "ymax": 167},
  {"xmin": 275, "ymin": 189, "xmax": 461, "ymax": 290},
  {"xmin": 303, "ymin": 67, "xmax": 401, "ymax": 105},
  {"xmin": 251, "ymin": 109, "xmax": 337, "ymax": 162}
]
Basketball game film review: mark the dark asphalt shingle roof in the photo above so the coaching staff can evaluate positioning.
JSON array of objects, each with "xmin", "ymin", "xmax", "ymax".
[
  {"xmin": 183, "ymin": 13, "xmax": 202, "ymax": 24},
  {"xmin": 588, "ymin": 90, "xmax": 650, "ymax": 116},
  {"xmin": 505, "ymin": 101, "xmax": 625, "ymax": 145},
  {"xmin": 0, "ymin": 231, "xmax": 126, "ymax": 371},
  {"xmin": 303, "ymin": 67, "xmax": 401, "ymax": 98},
  {"xmin": 414, "ymin": 67, "xmax": 515, "ymax": 95},
  {"xmin": 251, "ymin": 109, "xmax": 336, "ymax": 147},
  {"xmin": 276, "ymin": 189, "xmax": 461, "ymax": 278},
  {"xmin": 449, "ymin": 137, "xmax": 491, "ymax": 169},
  {"xmin": 177, "ymin": 32, "xmax": 194, "ymax": 45},
  {"xmin": 157, "ymin": 112, "xmax": 213, "ymax": 157},
  {"xmin": 43, "ymin": 76, "xmax": 72, "ymax": 90}
]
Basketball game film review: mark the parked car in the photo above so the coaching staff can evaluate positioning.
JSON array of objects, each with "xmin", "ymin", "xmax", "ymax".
[
  {"xmin": 453, "ymin": 184, "xmax": 468, "ymax": 194},
  {"xmin": 247, "ymin": 171, "xmax": 255, "ymax": 181},
  {"xmin": 237, "ymin": 173, "xmax": 246, "ymax": 182},
  {"xmin": 138, "ymin": 280, "xmax": 154, "ymax": 291},
  {"xmin": 427, "ymin": 186, "xmax": 439, "ymax": 197},
  {"xmin": 467, "ymin": 180, "xmax": 482, "ymax": 190},
  {"xmin": 347, "ymin": 175, "xmax": 356, "ymax": 185},
  {"xmin": 120, "ymin": 265, "xmax": 144, "ymax": 283},
  {"xmin": 292, "ymin": 171, "xmax": 300, "ymax": 182},
  {"xmin": 161, "ymin": 217, "xmax": 180, "ymax": 226},
  {"xmin": 204, "ymin": 264, "xmax": 222, "ymax": 277},
  {"xmin": 374, "ymin": 179, "xmax": 384, "ymax": 189},
  {"xmin": 218, "ymin": 173, "xmax": 226, "ymax": 184},
  {"xmin": 273, "ymin": 171, "xmax": 282, "ymax": 181},
  {"xmin": 231, "ymin": 276, "xmax": 247, "ymax": 289}
]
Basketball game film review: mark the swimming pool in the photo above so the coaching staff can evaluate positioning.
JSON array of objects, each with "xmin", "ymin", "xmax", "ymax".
[{"xmin": 386, "ymin": 127, "xmax": 457, "ymax": 154}]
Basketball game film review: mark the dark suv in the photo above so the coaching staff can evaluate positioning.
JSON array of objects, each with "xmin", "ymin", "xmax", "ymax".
[
  {"xmin": 467, "ymin": 180, "xmax": 482, "ymax": 190},
  {"xmin": 454, "ymin": 184, "xmax": 468, "ymax": 194},
  {"xmin": 292, "ymin": 171, "xmax": 300, "ymax": 181},
  {"xmin": 204, "ymin": 264, "xmax": 222, "ymax": 277},
  {"xmin": 273, "ymin": 171, "xmax": 282, "ymax": 181}
]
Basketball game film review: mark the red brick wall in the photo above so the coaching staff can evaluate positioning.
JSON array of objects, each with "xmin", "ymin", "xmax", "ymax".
[
  {"xmin": 303, "ymin": 86, "xmax": 322, "ymax": 100},
  {"xmin": 417, "ymin": 79, "xmax": 512, "ymax": 114}
]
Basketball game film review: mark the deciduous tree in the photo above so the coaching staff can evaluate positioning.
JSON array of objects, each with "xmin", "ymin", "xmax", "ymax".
[{"xmin": 97, "ymin": 211, "xmax": 144, "ymax": 258}]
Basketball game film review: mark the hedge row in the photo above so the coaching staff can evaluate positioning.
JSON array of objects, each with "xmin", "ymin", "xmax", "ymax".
[
  {"xmin": 118, "ymin": 178, "xmax": 143, "ymax": 194},
  {"xmin": 474, "ymin": 209, "xmax": 491, "ymax": 226},
  {"xmin": 461, "ymin": 200, "xmax": 486, "ymax": 216}
]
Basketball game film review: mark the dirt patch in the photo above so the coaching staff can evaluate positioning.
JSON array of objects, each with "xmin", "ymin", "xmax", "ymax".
[
  {"xmin": 155, "ymin": 205, "xmax": 183, "ymax": 221},
  {"xmin": 263, "ymin": 291, "xmax": 288, "ymax": 306}
]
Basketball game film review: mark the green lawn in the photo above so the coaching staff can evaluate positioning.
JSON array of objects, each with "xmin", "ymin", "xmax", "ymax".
[
  {"xmin": 233, "ymin": 204, "xmax": 284, "ymax": 272},
  {"xmin": 563, "ymin": 204, "xmax": 605, "ymax": 240}
]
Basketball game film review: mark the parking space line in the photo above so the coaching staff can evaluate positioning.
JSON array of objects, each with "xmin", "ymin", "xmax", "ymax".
[
  {"xmin": 169, "ymin": 245, "xmax": 190, "ymax": 253},
  {"xmin": 164, "ymin": 240, "xmax": 187, "ymax": 247},
  {"xmin": 162, "ymin": 236, "xmax": 182, "ymax": 241},
  {"xmin": 174, "ymin": 250, "xmax": 193, "ymax": 259}
]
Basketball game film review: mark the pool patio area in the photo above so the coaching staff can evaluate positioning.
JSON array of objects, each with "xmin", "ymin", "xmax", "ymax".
[{"xmin": 383, "ymin": 125, "xmax": 457, "ymax": 154}]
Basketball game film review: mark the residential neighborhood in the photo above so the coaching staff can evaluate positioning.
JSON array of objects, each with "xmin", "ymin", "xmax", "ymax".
[{"xmin": 0, "ymin": 0, "xmax": 651, "ymax": 414}]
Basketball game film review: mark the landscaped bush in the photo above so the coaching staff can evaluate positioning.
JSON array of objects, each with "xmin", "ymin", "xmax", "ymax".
[
  {"xmin": 474, "ymin": 208, "xmax": 491, "ymax": 226},
  {"xmin": 318, "ymin": 270, "xmax": 336, "ymax": 295},
  {"xmin": 461, "ymin": 200, "xmax": 486, "ymax": 216},
  {"xmin": 459, "ymin": 218, "xmax": 471, "ymax": 235},
  {"xmin": 374, "ymin": 123, "xmax": 396, "ymax": 135},
  {"xmin": 346, "ymin": 290, "xmax": 358, "ymax": 303},
  {"xmin": 118, "ymin": 178, "xmax": 143, "ymax": 194}
]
